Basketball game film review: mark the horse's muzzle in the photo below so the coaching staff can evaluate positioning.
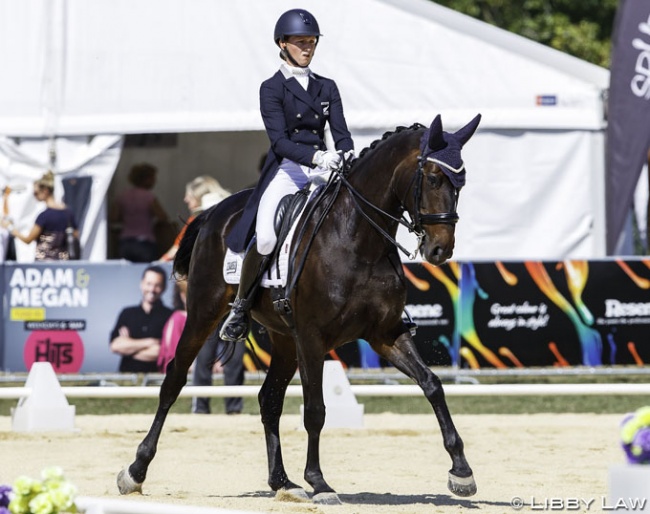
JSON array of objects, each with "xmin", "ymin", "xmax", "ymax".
[{"xmin": 422, "ymin": 237, "xmax": 454, "ymax": 265}]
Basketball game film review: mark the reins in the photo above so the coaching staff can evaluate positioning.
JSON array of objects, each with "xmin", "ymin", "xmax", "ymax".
[
  {"xmin": 335, "ymin": 152, "xmax": 460, "ymax": 260},
  {"xmin": 285, "ymin": 173, "xmax": 342, "ymax": 297},
  {"xmin": 336, "ymin": 167, "xmax": 421, "ymax": 259}
]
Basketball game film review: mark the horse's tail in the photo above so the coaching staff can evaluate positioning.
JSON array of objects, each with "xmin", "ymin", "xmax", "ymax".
[{"xmin": 172, "ymin": 213, "xmax": 206, "ymax": 278}]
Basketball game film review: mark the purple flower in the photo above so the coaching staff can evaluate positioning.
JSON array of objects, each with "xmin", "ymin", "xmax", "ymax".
[
  {"xmin": 0, "ymin": 485, "xmax": 11, "ymax": 508},
  {"xmin": 632, "ymin": 428, "xmax": 650, "ymax": 463}
]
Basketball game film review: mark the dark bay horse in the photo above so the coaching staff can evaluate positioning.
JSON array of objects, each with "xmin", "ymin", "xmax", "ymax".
[{"xmin": 117, "ymin": 114, "xmax": 481, "ymax": 505}]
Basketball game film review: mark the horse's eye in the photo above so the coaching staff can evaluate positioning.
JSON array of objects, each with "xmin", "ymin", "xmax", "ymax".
[{"xmin": 426, "ymin": 173, "xmax": 442, "ymax": 188}]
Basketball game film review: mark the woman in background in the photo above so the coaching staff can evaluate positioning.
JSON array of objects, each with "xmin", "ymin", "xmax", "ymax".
[
  {"xmin": 113, "ymin": 163, "xmax": 168, "ymax": 263},
  {"xmin": 160, "ymin": 175, "xmax": 230, "ymax": 262},
  {"xmin": 1, "ymin": 170, "xmax": 79, "ymax": 261}
]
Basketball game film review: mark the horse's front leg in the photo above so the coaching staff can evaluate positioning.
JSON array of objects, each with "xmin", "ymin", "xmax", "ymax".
[
  {"xmin": 295, "ymin": 336, "xmax": 341, "ymax": 505},
  {"xmin": 374, "ymin": 331, "xmax": 477, "ymax": 497},
  {"xmin": 259, "ymin": 332, "xmax": 308, "ymax": 501},
  {"xmin": 117, "ymin": 299, "xmax": 227, "ymax": 494},
  {"xmin": 117, "ymin": 354, "xmax": 190, "ymax": 493}
]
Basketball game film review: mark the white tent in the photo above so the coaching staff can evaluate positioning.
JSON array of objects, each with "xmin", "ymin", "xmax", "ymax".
[{"xmin": 0, "ymin": 0, "xmax": 609, "ymax": 261}]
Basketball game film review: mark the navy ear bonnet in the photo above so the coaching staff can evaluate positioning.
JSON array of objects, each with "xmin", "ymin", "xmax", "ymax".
[{"xmin": 419, "ymin": 114, "xmax": 481, "ymax": 189}]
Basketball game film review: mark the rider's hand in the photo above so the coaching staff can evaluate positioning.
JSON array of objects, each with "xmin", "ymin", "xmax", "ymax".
[
  {"xmin": 312, "ymin": 150, "xmax": 343, "ymax": 171},
  {"xmin": 343, "ymin": 150, "xmax": 356, "ymax": 164}
]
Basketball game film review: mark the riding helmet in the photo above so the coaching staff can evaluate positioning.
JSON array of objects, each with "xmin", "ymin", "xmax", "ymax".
[{"xmin": 274, "ymin": 9, "xmax": 322, "ymax": 46}]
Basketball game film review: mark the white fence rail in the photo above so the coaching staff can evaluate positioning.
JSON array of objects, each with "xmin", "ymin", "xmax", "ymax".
[{"xmin": 2, "ymin": 383, "xmax": 650, "ymax": 400}]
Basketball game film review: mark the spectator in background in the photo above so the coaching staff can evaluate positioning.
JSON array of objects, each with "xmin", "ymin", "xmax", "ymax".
[
  {"xmin": 192, "ymin": 335, "xmax": 245, "ymax": 415},
  {"xmin": 0, "ymin": 185, "xmax": 17, "ymax": 262},
  {"xmin": 1, "ymin": 170, "xmax": 79, "ymax": 261},
  {"xmin": 157, "ymin": 279, "xmax": 188, "ymax": 373},
  {"xmin": 0, "ymin": 224, "xmax": 10, "ymax": 261},
  {"xmin": 113, "ymin": 163, "xmax": 168, "ymax": 263},
  {"xmin": 157, "ymin": 275, "xmax": 245, "ymax": 414},
  {"xmin": 160, "ymin": 175, "xmax": 230, "ymax": 262},
  {"xmin": 109, "ymin": 265, "xmax": 173, "ymax": 373}
]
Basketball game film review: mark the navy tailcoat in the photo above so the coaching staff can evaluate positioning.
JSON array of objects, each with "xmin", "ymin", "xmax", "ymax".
[{"xmin": 225, "ymin": 69, "xmax": 354, "ymax": 253}]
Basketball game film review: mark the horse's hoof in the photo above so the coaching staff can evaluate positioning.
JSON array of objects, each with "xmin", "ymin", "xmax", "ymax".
[
  {"xmin": 313, "ymin": 492, "xmax": 342, "ymax": 505},
  {"xmin": 447, "ymin": 472, "xmax": 477, "ymax": 497},
  {"xmin": 117, "ymin": 468, "xmax": 143, "ymax": 495},
  {"xmin": 274, "ymin": 487, "xmax": 310, "ymax": 503}
]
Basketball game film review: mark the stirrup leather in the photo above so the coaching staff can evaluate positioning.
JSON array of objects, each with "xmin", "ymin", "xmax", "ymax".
[{"xmin": 230, "ymin": 296, "xmax": 252, "ymax": 312}]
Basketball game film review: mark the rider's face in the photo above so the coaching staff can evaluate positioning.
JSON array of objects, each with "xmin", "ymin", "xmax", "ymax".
[{"xmin": 281, "ymin": 35, "xmax": 317, "ymax": 67}]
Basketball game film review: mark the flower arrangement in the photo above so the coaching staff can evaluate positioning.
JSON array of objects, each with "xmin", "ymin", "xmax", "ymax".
[
  {"xmin": 0, "ymin": 467, "xmax": 78, "ymax": 514},
  {"xmin": 0, "ymin": 485, "xmax": 11, "ymax": 514},
  {"xmin": 621, "ymin": 406, "xmax": 650, "ymax": 464}
]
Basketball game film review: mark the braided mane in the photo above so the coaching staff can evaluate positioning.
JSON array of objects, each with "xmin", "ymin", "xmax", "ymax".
[{"xmin": 353, "ymin": 123, "xmax": 426, "ymax": 168}]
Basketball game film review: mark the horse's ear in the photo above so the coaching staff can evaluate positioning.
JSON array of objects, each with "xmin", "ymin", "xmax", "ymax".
[
  {"xmin": 455, "ymin": 114, "xmax": 482, "ymax": 147},
  {"xmin": 428, "ymin": 115, "xmax": 445, "ymax": 151}
]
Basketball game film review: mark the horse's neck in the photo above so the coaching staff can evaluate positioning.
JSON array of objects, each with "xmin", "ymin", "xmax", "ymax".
[
  {"xmin": 337, "ymin": 136, "xmax": 417, "ymax": 253},
  {"xmin": 348, "ymin": 136, "xmax": 417, "ymax": 222}
]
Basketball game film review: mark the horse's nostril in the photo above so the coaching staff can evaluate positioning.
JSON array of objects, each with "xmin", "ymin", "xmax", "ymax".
[{"xmin": 427, "ymin": 245, "xmax": 451, "ymax": 265}]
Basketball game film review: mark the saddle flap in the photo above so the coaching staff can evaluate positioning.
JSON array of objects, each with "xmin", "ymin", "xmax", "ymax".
[{"xmin": 274, "ymin": 187, "xmax": 310, "ymax": 236}]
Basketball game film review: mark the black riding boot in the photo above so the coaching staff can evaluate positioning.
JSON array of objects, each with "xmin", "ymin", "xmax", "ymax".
[{"xmin": 219, "ymin": 244, "xmax": 269, "ymax": 342}]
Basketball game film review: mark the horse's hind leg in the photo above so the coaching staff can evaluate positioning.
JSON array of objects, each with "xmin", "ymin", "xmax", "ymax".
[
  {"xmin": 117, "ymin": 278, "xmax": 232, "ymax": 494},
  {"xmin": 374, "ymin": 331, "xmax": 476, "ymax": 497},
  {"xmin": 258, "ymin": 331, "xmax": 309, "ymax": 501}
]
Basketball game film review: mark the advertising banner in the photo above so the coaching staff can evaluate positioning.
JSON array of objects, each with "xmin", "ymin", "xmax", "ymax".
[
  {"xmin": 402, "ymin": 262, "xmax": 458, "ymax": 367},
  {"xmin": 2, "ymin": 259, "xmax": 649, "ymax": 373},
  {"xmin": 606, "ymin": 1, "xmax": 650, "ymax": 253},
  {"xmin": 2, "ymin": 261, "xmax": 174, "ymax": 373},
  {"xmin": 420, "ymin": 259, "xmax": 650, "ymax": 369}
]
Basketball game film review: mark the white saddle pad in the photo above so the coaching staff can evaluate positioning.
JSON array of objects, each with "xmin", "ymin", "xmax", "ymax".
[
  {"xmin": 223, "ymin": 186, "xmax": 320, "ymax": 288},
  {"xmin": 223, "ymin": 239, "xmax": 292, "ymax": 288}
]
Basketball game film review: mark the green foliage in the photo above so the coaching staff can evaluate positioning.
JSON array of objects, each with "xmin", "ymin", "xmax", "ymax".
[{"xmin": 433, "ymin": 0, "xmax": 618, "ymax": 67}]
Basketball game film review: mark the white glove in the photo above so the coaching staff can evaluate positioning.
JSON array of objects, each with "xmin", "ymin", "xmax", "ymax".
[
  {"xmin": 312, "ymin": 150, "xmax": 342, "ymax": 171},
  {"xmin": 343, "ymin": 149, "xmax": 355, "ymax": 162}
]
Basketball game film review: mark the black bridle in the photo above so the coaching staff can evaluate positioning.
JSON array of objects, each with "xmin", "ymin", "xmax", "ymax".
[
  {"xmin": 336, "ymin": 153, "xmax": 460, "ymax": 259},
  {"xmin": 411, "ymin": 155, "xmax": 460, "ymax": 231}
]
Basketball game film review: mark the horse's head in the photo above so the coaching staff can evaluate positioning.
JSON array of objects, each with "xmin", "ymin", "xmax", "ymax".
[{"xmin": 410, "ymin": 114, "xmax": 481, "ymax": 265}]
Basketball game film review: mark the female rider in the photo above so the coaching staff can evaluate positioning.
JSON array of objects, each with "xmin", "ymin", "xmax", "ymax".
[{"xmin": 221, "ymin": 8, "xmax": 355, "ymax": 342}]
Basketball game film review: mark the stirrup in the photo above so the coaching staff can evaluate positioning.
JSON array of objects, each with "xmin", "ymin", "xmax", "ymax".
[{"xmin": 219, "ymin": 298, "xmax": 251, "ymax": 342}]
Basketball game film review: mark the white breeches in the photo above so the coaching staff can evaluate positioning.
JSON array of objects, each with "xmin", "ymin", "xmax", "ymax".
[{"xmin": 255, "ymin": 158, "xmax": 330, "ymax": 255}]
